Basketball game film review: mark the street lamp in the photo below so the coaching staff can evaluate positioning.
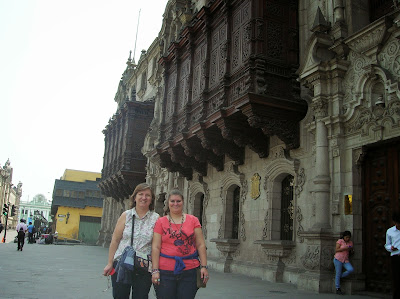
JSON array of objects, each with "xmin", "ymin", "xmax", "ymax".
[{"xmin": 1, "ymin": 160, "xmax": 12, "ymax": 243}]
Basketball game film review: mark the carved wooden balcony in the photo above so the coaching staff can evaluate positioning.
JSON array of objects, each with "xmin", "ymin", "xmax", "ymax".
[
  {"xmin": 99, "ymin": 100, "xmax": 154, "ymax": 200},
  {"xmin": 151, "ymin": 0, "xmax": 308, "ymax": 179}
]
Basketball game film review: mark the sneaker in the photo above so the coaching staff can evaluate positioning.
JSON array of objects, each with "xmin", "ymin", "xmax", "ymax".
[{"xmin": 336, "ymin": 288, "xmax": 344, "ymax": 295}]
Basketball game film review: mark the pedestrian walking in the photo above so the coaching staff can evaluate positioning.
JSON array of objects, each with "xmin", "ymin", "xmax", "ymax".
[
  {"xmin": 151, "ymin": 189, "xmax": 209, "ymax": 299},
  {"xmin": 16, "ymin": 219, "xmax": 27, "ymax": 251},
  {"xmin": 103, "ymin": 183, "xmax": 159, "ymax": 299},
  {"xmin": 384, "ymin": 210, "xmax": 400, "ymax": 299},
  {"xmin": 27, "ymin": 222, "xmax": 35, "ymax": 244},
  {"xmin": 333, "ymin": 231, "xmax": 354, "ymax": 295}
]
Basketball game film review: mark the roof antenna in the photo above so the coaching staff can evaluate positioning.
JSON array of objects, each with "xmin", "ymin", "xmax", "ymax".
[{"xmin": 133, "ymin": 9, "xmax": 141, "ymax": 64}]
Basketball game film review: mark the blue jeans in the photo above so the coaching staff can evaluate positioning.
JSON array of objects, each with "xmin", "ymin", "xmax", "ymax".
[
  {"xmin": 155, "ymin": 268, "xmax": 198, "ymax": 299},
  {"xmin": 333, "ymin": 258, "xmax": 354, "ymax": 289},
  {"xmin": 111, "ymin": 261, "xmax": 152, "ymax": 299}
]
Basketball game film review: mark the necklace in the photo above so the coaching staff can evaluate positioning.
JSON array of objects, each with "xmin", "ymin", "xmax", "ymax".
[{"xmin": 168, "ymin": 213, "xmax": 184, "ymax": 235}]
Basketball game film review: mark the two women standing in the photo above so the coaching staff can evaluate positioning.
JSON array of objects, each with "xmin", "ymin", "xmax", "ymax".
[{"xmin": 103, "ymin": 186, "xmax": 208, "ymax": 299}]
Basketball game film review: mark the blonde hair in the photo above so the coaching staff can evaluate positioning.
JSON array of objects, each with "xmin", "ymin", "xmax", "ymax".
[
  {"xmin": 164, "ymin": 189, "xmax": 184, "ymax": 216},
  {"xmin": 129, "ymin": 183, "xmax": 155, "ymax": 210}
]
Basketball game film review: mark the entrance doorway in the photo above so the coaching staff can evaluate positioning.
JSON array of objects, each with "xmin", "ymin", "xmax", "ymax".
[{"xmin": 363, "ymin": 140, "xmax": 400, "ymax": 293}]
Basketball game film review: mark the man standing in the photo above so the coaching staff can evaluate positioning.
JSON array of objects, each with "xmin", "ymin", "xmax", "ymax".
[
  {"xmin": 385, "ymin": 211, "xmax": 400, "ymax": 299},
  {"xmin": 27, "ymin": 222, "xmax": 34, "ymax": 244},
  {"xmin": 16, "ymin": 219, "xmax": 27, "ymax": 251}
]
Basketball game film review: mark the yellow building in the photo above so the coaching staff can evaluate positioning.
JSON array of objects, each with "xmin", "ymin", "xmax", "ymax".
[{"xmin": 51, "ymin": 169, "xmax": 103, "ymax": 244}]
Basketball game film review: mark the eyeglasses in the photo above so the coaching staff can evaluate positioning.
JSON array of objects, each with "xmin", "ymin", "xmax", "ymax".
[{"xmin": 103, "ymin": 275, "xmax": 111, "ymax": 292}]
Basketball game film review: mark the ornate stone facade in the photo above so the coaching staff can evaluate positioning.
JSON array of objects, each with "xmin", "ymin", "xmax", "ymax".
[{"xmin": 100, "ymin": 0, "xmax": 400, "ymax": 295}]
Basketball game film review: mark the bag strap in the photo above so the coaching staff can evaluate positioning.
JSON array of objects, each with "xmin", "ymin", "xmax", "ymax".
[{"xmin": 130, "ymin": 211, "xmax": 135, "ymax": 247}]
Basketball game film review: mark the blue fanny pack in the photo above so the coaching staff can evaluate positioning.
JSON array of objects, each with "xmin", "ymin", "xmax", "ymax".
[{"xmin": 160, "ymin": 251, "xmax": 199, "ymax": 274}]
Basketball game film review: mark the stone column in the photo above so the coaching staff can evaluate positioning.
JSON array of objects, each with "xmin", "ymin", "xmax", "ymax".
[
  {"xmin": 311, "ymin": 97, "xmax": 331, "ymax": 230},
  {"xmin": 97, "ymin": 197, "xmax": 109, "ymax": 246},
  {"xmin": 333, "ymin": 0, "xmax": 344, "ymax": 23},
  {"xmin": 297, "ymin": 98, "xmax": 334, "ymax": 293},
  {"xmin": 104, "ymin": 198, "xmax": 116, "ymax": 248}
]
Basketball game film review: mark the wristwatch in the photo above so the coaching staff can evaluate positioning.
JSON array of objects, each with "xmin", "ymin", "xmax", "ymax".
[{"xmin": 200, "ymin": 265, "xmax": 208, "ymax": 269}]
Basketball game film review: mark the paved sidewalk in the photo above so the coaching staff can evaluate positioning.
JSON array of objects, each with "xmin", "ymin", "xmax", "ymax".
[{"xmin": 0, "ymin": 241, "xmax": 385, "ymax": 299}]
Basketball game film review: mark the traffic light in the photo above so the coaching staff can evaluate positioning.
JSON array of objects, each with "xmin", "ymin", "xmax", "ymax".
[
  {"xmin": 2, "ymin": 204, "xmax": 8, "ymax": 216},
  {"xmin": 11, "ymin": 205, "xmax": 16, "ymax": 216}
]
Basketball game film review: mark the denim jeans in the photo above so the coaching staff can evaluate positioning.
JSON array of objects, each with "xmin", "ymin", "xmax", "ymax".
[
  {"xmin": 333, "ymin": 258, "xmax": 354, "ymax": 289},
  {"xmin": 155, "ymin": 268, "xmax": 198, "ymax": 299},
  {"xmin": 391, "ymin": 255, "xmax": 400, "ymax": 299},
  {"xmin": 111, "ymin": 261, "xmax": 152, "ymax": 299}
]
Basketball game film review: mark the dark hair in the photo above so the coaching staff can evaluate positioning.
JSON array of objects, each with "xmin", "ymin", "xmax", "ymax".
[
  {"xmin": 129, "ymin": 183, "xmax": 155, "ymax": 210},
  {"xmin": 29, "ymin": 222, "xmax": 32, "ymax": 225},
  {"xmin": 392, "ymin": 210, "xmax": 400, "ymax": 223},
  {"xmin": 341, "ymin": 231, "xmax": 351, "ymax": 239},
  {"xmin": 164, "ymin": 189, "xmax": 184, "ymax": 216}
]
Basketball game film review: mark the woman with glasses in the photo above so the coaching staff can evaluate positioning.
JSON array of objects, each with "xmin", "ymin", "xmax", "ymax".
[{"xmin": 103, "ymin": 183, "xmax": 159, "ymax": 299}]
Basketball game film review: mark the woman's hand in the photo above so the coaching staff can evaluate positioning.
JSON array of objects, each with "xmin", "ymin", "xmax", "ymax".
[
  {"xmin": 152, "ymin": 272, "xmax": 161, "ymax": 285},
  {"xmin": 103, "ymin": 263, "xmax": 113, "ymax": 276},
  {"xmin": 201, "ymin": 267, "xmax": 209, "ymax": 284}
]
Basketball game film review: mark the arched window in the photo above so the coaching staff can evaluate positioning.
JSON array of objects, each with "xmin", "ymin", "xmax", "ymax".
[
  {"xmin": 232, "ymin": 186, "xmax": 240, "ymax": 239},
  {"xmin": 193, "ymin": 193, "xmax": 204, "ymax": 226},
  {"xmin": 280, "ymin": 175, "xmax": 294, "ymax": 240},
  {"xmin": 224, "ymin": 185, "xmax": 241, "ymax": 239}
]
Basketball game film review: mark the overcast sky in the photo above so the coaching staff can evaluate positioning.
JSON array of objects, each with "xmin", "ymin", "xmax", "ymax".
[{"xmin": 0, "ymin": 0, "xmax": 168, "ymax": 202}]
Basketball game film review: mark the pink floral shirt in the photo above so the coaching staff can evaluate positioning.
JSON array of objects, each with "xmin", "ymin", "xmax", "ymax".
[
  {"xmin": 114, "ymin": 208, "xmax": 159, "ymax": 261},
  {"xmin": 334, "ymin": 238, "xmax": 353, "ymax": 263}
]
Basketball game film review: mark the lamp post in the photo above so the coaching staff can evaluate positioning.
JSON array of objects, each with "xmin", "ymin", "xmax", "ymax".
[
  {"xmin": 2, "ymin": 183, "xmax": 12, "ymax": 243},
  {"xmin": 1, "ymin": 160, "xmax": 12, "ymax": 243}
]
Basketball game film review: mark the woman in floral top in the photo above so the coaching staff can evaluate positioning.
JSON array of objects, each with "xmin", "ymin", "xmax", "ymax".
[{"xmin": 103, "ymin": 183, "xmax": 159, "ymax": 299}]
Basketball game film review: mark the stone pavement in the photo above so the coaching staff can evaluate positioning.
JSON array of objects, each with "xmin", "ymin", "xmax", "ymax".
[{"xmin": 0, "ymin": 237, "xmax": 386, "ymax": 299}]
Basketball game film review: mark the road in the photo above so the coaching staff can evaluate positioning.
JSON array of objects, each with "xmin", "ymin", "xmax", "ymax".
[{"xmin": 0, "ymin": 234, "xmax": 385, "ymax": 299}]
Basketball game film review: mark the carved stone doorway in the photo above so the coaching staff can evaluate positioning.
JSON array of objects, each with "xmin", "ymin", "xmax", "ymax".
[{"xmin": 362, "ymin": 139, "xmax": 400, "ymax": 293}]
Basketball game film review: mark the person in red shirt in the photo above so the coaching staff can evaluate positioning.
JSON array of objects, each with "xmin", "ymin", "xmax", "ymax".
[
  {"xmin": 151, "ymin": 189, "xmax": 209, "ymax": 299},
  {"xmin": 333, "ymin": 231, "xmax": 354, "ymax": 295}
]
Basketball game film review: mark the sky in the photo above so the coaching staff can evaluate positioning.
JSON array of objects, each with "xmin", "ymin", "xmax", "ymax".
[{"xmin": 0, "ymin": 0, "xmax": 168, "ymax": 202}]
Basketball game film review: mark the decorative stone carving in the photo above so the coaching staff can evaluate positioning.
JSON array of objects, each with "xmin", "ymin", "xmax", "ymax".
[
  {"xmin": 345, "ymin": 18, "xmax": 389, "ymax": 61},
  {"xmin": 250, "ymin": 173, "xmax": 261, "ymax": 200},
  {"xmin": 210, "ymin": 238, "xmax": 240, "ymax": 273},
  {"xmin": 321, "ymin": 245, "xmax": 335, "ymax": 270},
  {"xmin": 282, "ymin": 248, "xmax": 296, "ymax": 265},
  {"xmin": 262, "ymin": 210, "xmax": 269, "ymax": 239},
  {"xmin": 295, "ymin": 168, "xmax": 305, "ymax": 197},
  {"xmin": 218, "ymin": 214, "xmax": 223, "ymax": 239},
  {"xmin": 331, "ymin": 193, "xmax": 340, "ymax": 215},
  {"xmin": 254, "ymin": 240, "xmax": 295, "ymax": 259},
  {"xmin": 311, "ymin": 98, "xmax": 329, "ymax": 119},
  {"xmin": 379, "ymin": 40, "xmax": 400, "ymax": 81},
  {"xmin": 202, "ymin": 188, "xmax": 210, "ymax": 240},
  {"xmin": 301, "ymin": 245, "xmax": 320, "ymax": 270},
  {"xmin": 270, "ymin": 145, "xmax": 286, "ymax": 160}
]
